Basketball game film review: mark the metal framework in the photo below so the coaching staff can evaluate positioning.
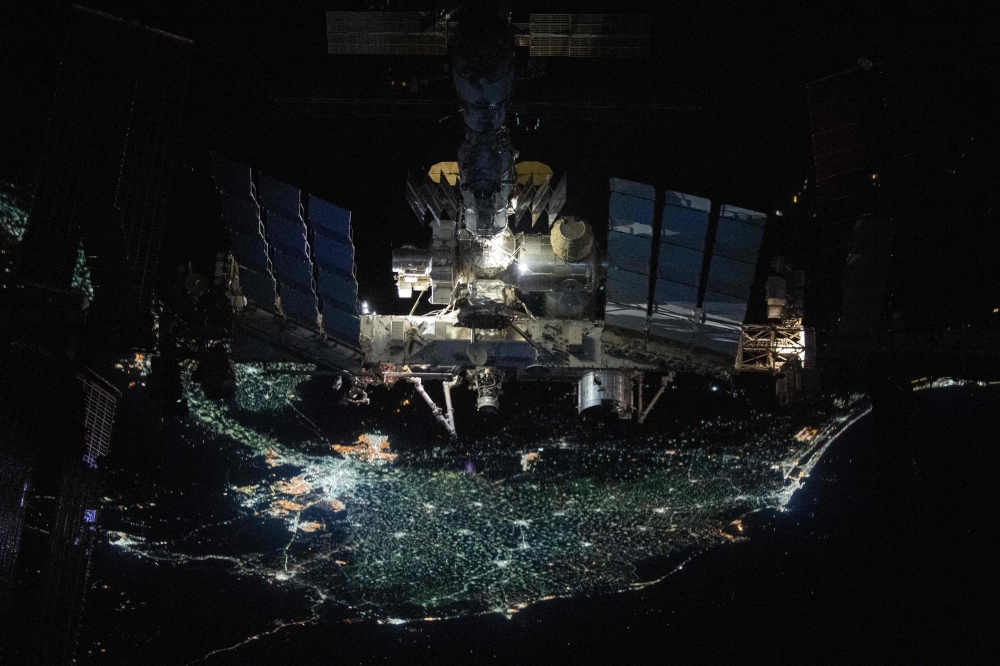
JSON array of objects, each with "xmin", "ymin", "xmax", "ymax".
[
  {"xmin": 735, "ymin": 323, "xmax": 809, "ymax": 373},
  {"xmin": 78, "ymin": 370, "xmax": 120, "ymax": 469}
]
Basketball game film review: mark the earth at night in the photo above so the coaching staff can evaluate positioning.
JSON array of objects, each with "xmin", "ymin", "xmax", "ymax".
[{"xmin": 84, "ymin": 362, "xmax": 870, "ymax": 663}]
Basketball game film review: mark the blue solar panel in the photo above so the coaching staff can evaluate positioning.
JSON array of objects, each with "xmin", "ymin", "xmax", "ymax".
[
  {"xmin": 266, "ymin": 211, "xmax": 308, "ymax": 254},
  {"xmin": 279, "ymin": 283, "xmax": 320, "ymax": 329},
  {"xmin": 605, "ymin": 267, "xmax": 648, "ymax": 333},
  {"xmin": 649, "ymin": 279, "xmax": 697, "ymax": 343},
  {"xmin": 702, "ymin": 203, "xmax": 766, "ymax": 324},
  {"xmin": 309, "ymin": 195, "xmax": 352, "ymax": 242},
  {"xmin": 605, "ymin": 179, "xmax": 657, "ymax": 333},
  {"xmin": 238, "ymin": 266, "xmax": 276, "ymax": 308},
  {"xmin": 311, "ymin": 233, "xmax": 355, "ymax": 276},
  {"xmin": 696, "ymin": 324, "xmax": 741, "ymax": 355},
  {"xmin": 308, "ymin": 192, "xmax": 359, "ymax": 341},
  {"xmin": 701, "ymin": 290, "xmax": 748, "ymax": 323},
  {"xmin": 258, "ymin": 175, "xmax": 301, "ymax": 221},
  {"xmin": 607, "ymin": 230, "xmax": 652, "ymax": 275},
  {"xmin": 316, "ymin": 277, "xmax": 357, "ymax": 315},
  {"xmin": 656, "ymin": 244, "xmax": 704, "ymax": 288},
  {"xmin": 705, "ymin": 255, "xmax": 757, "ymax": 301},
  {"xmin": 662, "ymin": 191, "xmax": 711, "ymax": 251},
  {"xmin": 230, "ymin": 230, "xmax": 268, "ymax": 271},
  {"xmin": 608, "ymin": 178, "xmax": 655, "ymax": 235},
  {"xmin": 214, "ymin": 157, "xmax": 360, "ymax": 346},
  {"xmin": 271, "ymin": 245, "xmax": 313, "ymax": 292},
  {"xmin": 653, "ymin": 279, "xmax": 698, "ymax": 311},
  {"xmin": 649, "ymin": 310, "xmax": 695, "ymax": 343},
  {"xmin": 713, "ymin": 205, "xmax": 766, "ymax": 263},
  {"xmin": 604, "ymin": 301, "xmax": 647, "ymax": 333},
  {"xmin": 322, "ymin": 308, "xmax": 361, "ymax": 345},
  {"xmin": 606, "ymin": 266, "xmax": 649, "ymax": 304}
]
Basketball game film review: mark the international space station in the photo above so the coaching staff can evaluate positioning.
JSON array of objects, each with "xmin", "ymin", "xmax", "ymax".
[{"xmin": 213, "ymin": 6, "xmax": 812, "ymax": 438}]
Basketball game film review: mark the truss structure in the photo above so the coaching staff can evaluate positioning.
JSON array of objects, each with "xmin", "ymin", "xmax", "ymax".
[{"xmin": 736, "ymin": 323, "xmax": 812, "ymax": 373}]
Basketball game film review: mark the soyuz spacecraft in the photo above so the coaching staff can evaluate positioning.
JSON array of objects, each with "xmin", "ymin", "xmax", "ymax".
[{"xmin": 212, "ymin": 7, "xmax": 812, "ymax": 438}]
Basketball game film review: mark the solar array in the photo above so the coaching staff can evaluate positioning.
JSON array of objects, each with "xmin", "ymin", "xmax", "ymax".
[
  {"xmin": 604, "ymin": 179, "xmax": 766, "ymax": 357},
  {"xmin": 325, "ymin": 12, "xmax": 649, "ymax": 58},
  {"xmin": 326, "ymin": 12, "xmax": 448, "ymax": 55},
  {"xmin": 79, "ymin": 371, "xmax": 120, "ymax": 469},
  {"xmin": 213, "ymin": 157, "xmax": 360, "ymax": 350},
  {"xmin": 528, "ymin": 14, "xmax": 651, "ymax": 58}
]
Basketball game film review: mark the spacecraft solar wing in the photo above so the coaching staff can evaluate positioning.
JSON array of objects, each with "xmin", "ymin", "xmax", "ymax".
[
  {"xmin": 605, "ymin": 178, "xmax": 656, "ymax": 333},
  {"xmin": 656, "ymin": 244, "xmax": 703, "ymax": 288},
  {"xmin": 309, "ymin": 194, "xmax": 352, "ymax": 241},
  {"xmin": 546, "ymin": 173, "xmax": 567, "ymax": 227},
  {"xmin": 604, "ymin": 269, "xmax": 648, "ymax": 332},
  {"xmin": 606, "ymin": 265, "xmax": 649, "ymax": 303},
  {"xmin": 228, "ymin": 228, "xmax": 267, "ymax": 271},
  {"xmin": 215, "ymin": 159, "xmax": 262, "ymax": 250},
  {"xmin": 275, "ymin": 283, "xmax": 315, "ymax": 326},
  {"xmin": 406, "ymin": 176, "xmax": 431, "ymax": 223},
  {"xmin": 258, "ymin": 175, "xmax": 301, "ymax": 222},
  {"xmin": 237, "ymin": 267, "xmax": 278, "ymax": 309},
  {"xmin": 698, "ymin": 204, "xmax": 766, "ymax": 355},
  {"xmin": 704, "ymin": 254, "xmax": 758, "ymax": 302},
  {"xmin": 266, "ymin": 216, "xmax": 310, "ymax": 269},
  {"xmin": 650, "ymin": 278, "xmax": 699, "ymax": 343},
  {"xmin": 711, "ymin": 205, "xmax": 767, "ymax": 264},
  {"xmin": 307, "ymin": 195, "xmax": 360, "ymax": 345},
  {"xmin": 214, "ymin": 158, "xmax": 278, "ymax": 309},
  {"xmin": 311, "ymin": 235, "xmax": 355, "ymax": 276},
  {"xmin": 701, "ymin": 290, "xmax": 748, "ymax": 322},
  {"xmin": 327, "ymin": 11, "xmax": 448, "ymax": 56},
  {"xmin": 607, "ymin": 231, "xmax": 653, "ymax": 273},
  {"xmin": 214, "ymin": 156, "xmax": 362, "ymax": 356},
  {"xmin": 255, "ymin": 176, "xmax": 324, "ymax": 330},
  {"xmin": 646, "ymin": 191, "xmax": 711, "ymax": 344},
  {"xmin": 704, "ymin": 204, "xmax": 766, "ymax": 310},
  {"xmin": 320, "ymin": 307, "xmax": 361, "ymax": 346},
  {"xmin": 696, "ymin": 318, "xmax": 743, "ymax": 354},
  {"xmin": 662, "ymin": 191, "xmax": 711, "ymax": 250},
  {"xmin": 529, "ymin": 14, "xmax": 651, "ymax": 58},
  {"xmin": 656, "ymin": 190, "xmax": 710, "ymax": 287},
  {"xmin": 608, "ymin": 178, "xmax": 655, "ymax": 233},
  {"xmin": 605, "ymin": 300, "xmax": 647, "ymax": 332}
]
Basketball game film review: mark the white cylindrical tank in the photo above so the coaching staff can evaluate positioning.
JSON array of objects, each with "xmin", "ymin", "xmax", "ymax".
[
  {"xmin": 577, "ymin": 370, "xmax": 632, "ymax": 417},
  {"xmin": 516, "ymin": 235, "xmax": 595, "ymax": 293}
]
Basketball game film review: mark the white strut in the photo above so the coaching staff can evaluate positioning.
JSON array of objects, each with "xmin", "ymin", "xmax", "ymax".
[{"xmin": 408, "ymin": 377, "xmax": 458, "ymax": 440}]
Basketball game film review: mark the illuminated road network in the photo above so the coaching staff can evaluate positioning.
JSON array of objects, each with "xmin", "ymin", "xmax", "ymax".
[{"xmin": 100, "ymin": 363, "xmax": 870, "ymax": 657}]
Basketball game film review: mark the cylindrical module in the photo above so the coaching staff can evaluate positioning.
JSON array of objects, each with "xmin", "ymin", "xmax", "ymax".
[
  {"xmin": 543, "ymin": 290, "xmax": 592, "ymax": 318},
  {"xmin": 515, "ymin": 235, "xmax": 595, "ymax": 293},
  {"xmin": 577, "ymin": 370, "xmax": 633, "ymax": 417},
  {"xmin": 550, "ymin": 217, "xmax": 594, "ymax": 263}
]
